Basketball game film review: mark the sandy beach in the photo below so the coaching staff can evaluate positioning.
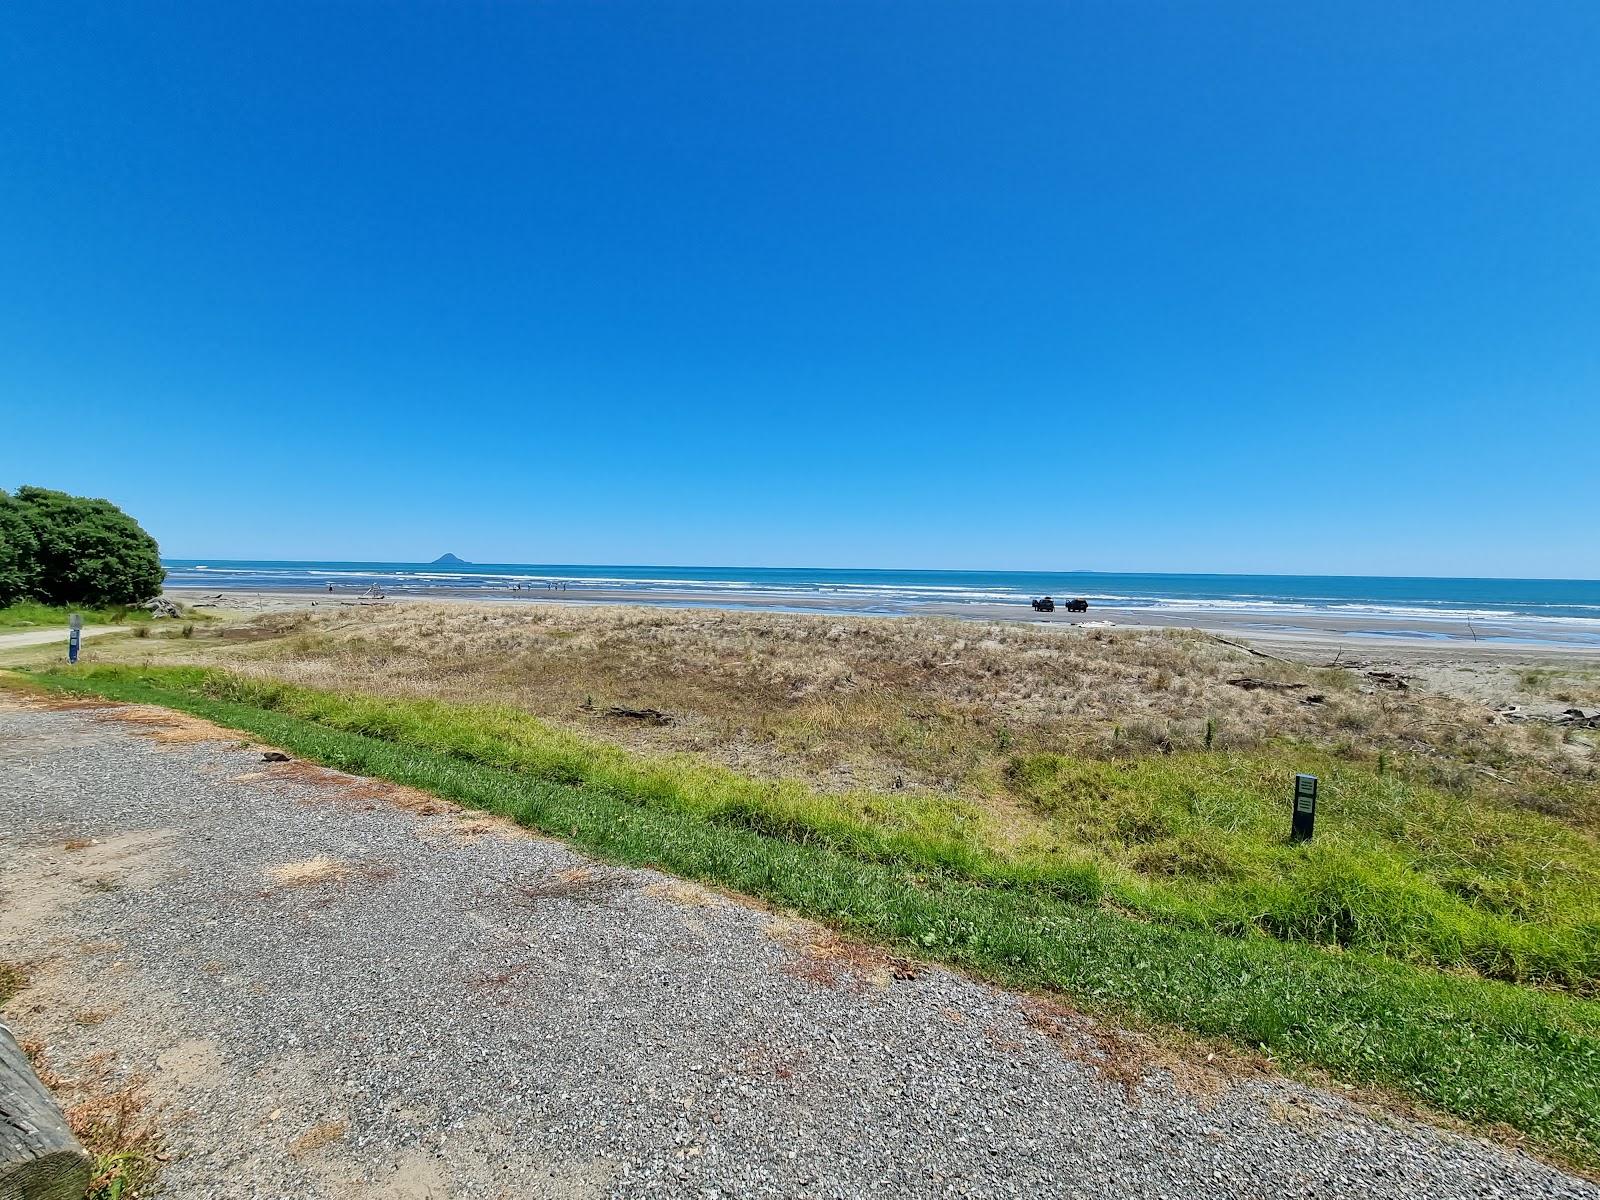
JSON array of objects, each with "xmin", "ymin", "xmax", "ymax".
[{"xmin": 166, "ymin": 584, "xmax": 1600, "ymax": 664}]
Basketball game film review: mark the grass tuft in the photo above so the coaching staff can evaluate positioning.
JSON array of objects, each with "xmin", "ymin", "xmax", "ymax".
[{"xmin": 0, "ymin": 959, "xmax": 27, "ymax": 1005}]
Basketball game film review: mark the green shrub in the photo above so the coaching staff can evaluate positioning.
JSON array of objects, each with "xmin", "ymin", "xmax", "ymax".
[{"xmin": 6, "ymin": 485, "xmax": 163, "ymax": 607}]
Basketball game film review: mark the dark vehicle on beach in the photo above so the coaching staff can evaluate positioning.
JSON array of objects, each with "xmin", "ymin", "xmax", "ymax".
[{"xmin": 1032, "ymin": 596, "xmax": 1089, "ymax": 613}]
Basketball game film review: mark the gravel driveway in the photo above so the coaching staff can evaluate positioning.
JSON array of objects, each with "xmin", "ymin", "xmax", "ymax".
[{"xmin": 1, "ymin": 694, "xmax": 1593, "ymax": 1199}]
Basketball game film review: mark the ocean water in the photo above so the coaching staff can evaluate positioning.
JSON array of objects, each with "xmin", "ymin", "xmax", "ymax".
[{"xmin": 162, "ymin": 560, "xmax": 1600, "ymax": 631}]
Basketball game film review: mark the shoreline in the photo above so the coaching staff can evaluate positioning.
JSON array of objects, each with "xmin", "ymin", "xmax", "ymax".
[{"xmin": 166, "ymin": 585, "xmax": 1600, "ymax": 661}]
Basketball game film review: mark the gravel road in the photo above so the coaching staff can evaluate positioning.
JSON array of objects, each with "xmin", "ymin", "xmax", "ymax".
[
  {"xmin": 0, "ymin": 626, "xmax": 121, "ymax": 651},
  {"xmin": 1, "ymin": 695, "xmax": 1594, "ymax": 1199}
]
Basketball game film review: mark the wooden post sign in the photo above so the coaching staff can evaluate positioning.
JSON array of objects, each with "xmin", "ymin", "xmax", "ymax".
[
  {"xmin": 1291, "ymin": 773, "xmax": 1318, "ymax": 842},
  {"xmin": 67, "ymin": 613, "xmax": 82, "ymax": 665},
  {"xmin": 0, "ymin": 1021, "xmax": 92, "ymax": 1200}
]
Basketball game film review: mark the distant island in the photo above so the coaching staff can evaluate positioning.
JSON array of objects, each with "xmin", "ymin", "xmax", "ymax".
[{"xmin": 431, "ymin": 553, "xmax": 469, "ymax": 565}]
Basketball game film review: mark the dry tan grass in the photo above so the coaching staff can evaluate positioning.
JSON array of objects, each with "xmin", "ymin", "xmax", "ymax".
[
  {"xmin": 446, "ymin": 814, "xmax": 527, "ymax": 840},
  {"xmin": 290, "ymin": 1118, "xmax": 349, "ymax": 1155},
  {"xmin": 511, "ymin": 865, "xmax": 631, "ymax": 905},
  {"xmin": 76, "ymin": 601, "xmax": 1596, "ymax": 840},
  {"xmin": 1517, "ymin": 666, "xmax": 1600, "ymax": 708},
  {"xmin": 641, "ymin": 880, "xmax": 720, "ymax": 908},
  {"xmin": 266, "ymin": 856, "xmax": 354, "ymax": 887},
  {"xmin": 1016, "ymin": 994, "xmax": 1250, "ymax": 1103},
  {"xmin": 767, "ymin": 916, "xmax": 921, "ymax": 991},
  {"xmin": 21, "ymin": 1041, "xmax": 161, "ymax": 1198},
  {"xmin": 251, "ymin": 759, "xmax": 440, "ymax": 812},
  {"xmin": 93, "ymin": 704, "xmax": 233, "ymax": 744}
]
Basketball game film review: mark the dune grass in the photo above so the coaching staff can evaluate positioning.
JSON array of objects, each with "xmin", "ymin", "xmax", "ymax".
[
  {"xmin": 1518, "ymin": 666, "xmax": 1600, "ymax": 707},
  {"xmin": 13, "ymin": 662, "xmax": 1600, "ymax": 1168},
  {"xmin": 134, "ymin": 603, "xmax": 1597, "ymax": 838}
]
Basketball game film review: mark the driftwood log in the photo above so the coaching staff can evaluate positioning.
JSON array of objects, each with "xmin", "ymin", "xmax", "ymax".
[
  {"xmin": 1225, "ymin": 677, "xmax": 1307, "ymax": 692},
  {"xmin": 603, "ymin": 706, "xmax": 674, "ymax": 726},
  {"xmin": 0, "ymin": 1021, "xmax": 90, "ymax": 1200}
]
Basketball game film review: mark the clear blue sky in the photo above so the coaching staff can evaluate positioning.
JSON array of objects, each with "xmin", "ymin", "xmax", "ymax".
[{"xmin": 2, "ymin": 2, "xmax": 1596, "ymax": 577}]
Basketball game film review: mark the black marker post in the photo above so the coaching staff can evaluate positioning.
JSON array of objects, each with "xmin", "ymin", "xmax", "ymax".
[{"xmin": 1291, "ymin": 773, "xmax": 1317, "ymax": 842}]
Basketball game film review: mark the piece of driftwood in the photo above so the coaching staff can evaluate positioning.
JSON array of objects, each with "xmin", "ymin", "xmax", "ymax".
[
  {"xmin": 603, "ymin": 706, "xmax": 674, "ymax": 726},
  {"xmin": 1364, "ymin": 670, "xmax": 1410, "ymax": 691},
  {"xmin": 1225, "ymin": 677, "xmax": 1307, "ymax": 692},
  {"xmin": 1210, "ymin": 636, "xmax": 1293, "ymax": 664},
  {"xmin": 0, "ymin": 1021, "xmax": 91, "ymax": 1200},
  {"xmin": 1496, "ymin": 705, "xmax": 1600, "ymax": 729}
]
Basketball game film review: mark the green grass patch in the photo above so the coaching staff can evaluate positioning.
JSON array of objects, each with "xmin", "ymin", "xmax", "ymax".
[
  {"xmin": 13, "ymin": 663, "xmax": 1600, "ymax": 1168},
  {"xmin": 0, "ymin": 601, "xmax": 153, "ymax": 629},
  {"xmin": 87, "ymin": 1149, "xmax": 159, "ymax": 1200},
  {"xmin": 1008, "ymin": 751, "xmax": 1600, "ymax": 992},
  {"xmin": 0, "ymin": 959, "xmax": 25, "ymax": 1005}
]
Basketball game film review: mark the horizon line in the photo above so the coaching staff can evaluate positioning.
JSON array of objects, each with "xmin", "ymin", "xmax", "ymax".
[{"xmin": 158, "ymin": 557, "xmax": 1600, "ymax": 586}]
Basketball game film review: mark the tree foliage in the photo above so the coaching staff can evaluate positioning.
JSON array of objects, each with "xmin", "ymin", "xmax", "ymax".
[
  {"xmin": 0, "ymin": 491, "xmax": 38, "ymax": 606},
  {"xmin": 1, "ymin": 486, "xmax": 164, "ymax": 607}
]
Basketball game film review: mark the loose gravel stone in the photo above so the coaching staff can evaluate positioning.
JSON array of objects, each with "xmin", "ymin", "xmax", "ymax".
[{"xmin": 0, "ymin": 698, "xmax": 1594, "ymax": 1198}]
